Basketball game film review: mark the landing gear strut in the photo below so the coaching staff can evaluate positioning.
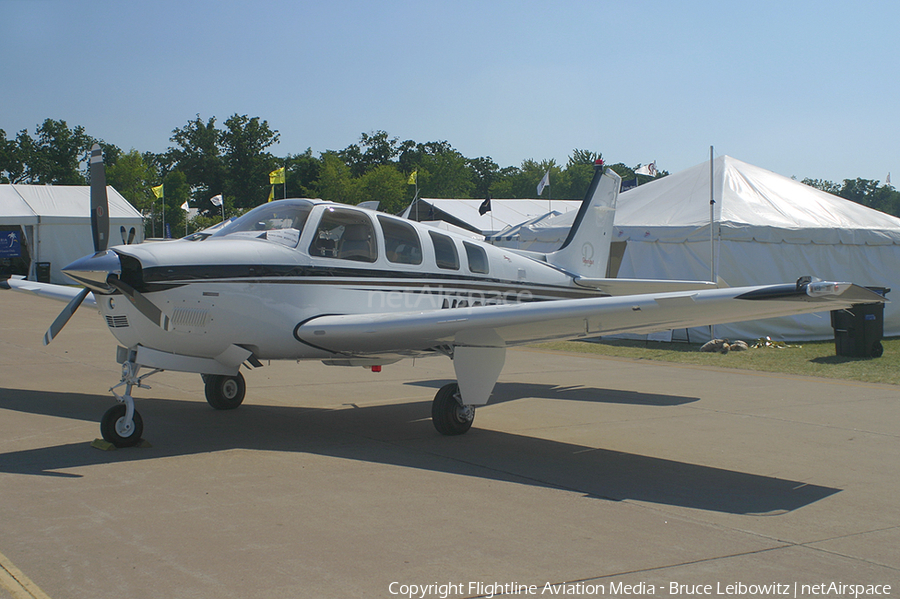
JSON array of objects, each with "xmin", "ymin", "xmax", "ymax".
[{"xmin": 431, "ymin": 382, "xmax": 475, "ymax": 436}]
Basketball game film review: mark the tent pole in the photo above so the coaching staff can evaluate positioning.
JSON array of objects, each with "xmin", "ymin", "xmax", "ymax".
[
  {"xmin": 709, "ymin": 146, "xmax": 715, "ymax": 284},
  {"xmin": 709, "ymin": 146, "xmax": 716, "ymax": 341}
]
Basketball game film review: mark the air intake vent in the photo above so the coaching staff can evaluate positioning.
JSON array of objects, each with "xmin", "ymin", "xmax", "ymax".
[
  {"xmin": 172, "ymin": 307, "xmax": 209, "ymax": 328},
  {"xmin": 106, "ymin": 315, "xmax": 129, "ymax": 328}
]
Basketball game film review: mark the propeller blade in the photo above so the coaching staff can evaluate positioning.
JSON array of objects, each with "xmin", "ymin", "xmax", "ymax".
[
  {"xmin": 90, "ymin": 144, "xmax": 109, "ymax": 252},
  {"xmin": 43, "ymin": 287, "xmax": 91, "ymax": 345},
  {"xmin": 127, "ymin": 227, "xmax": 136, "ymax": 244},
  {"xmin": 120, "ymin": 225, "xmax": 127, "ymax": 245},
  {"xmin": 107, "ymin": 276, "xmax": 170, "ymax": 330}
]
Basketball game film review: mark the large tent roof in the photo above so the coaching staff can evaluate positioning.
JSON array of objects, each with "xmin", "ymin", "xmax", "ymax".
[
  {"xmin": 0, "ymin": 184, "xmax": 143, "ymax": 225},
  {"xmin": 614, "ymin": 156, "xmax": 900, "ymax": 245}
]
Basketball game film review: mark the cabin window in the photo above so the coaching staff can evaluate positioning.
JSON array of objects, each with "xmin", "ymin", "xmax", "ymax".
[
  {"xmin": 309, "ymin": 207, "xmax": 377, "ymax": 262},
  {"xmin": 378, "ymin": 216, "xmax": 422, "ymax": 265},
  {"xmin": 464, "ymin": 241, "xmax": 489, "ymax": 274},
  {"xmin": 429, "ymin": 231, "xmax": 459, "ymax": 270}
]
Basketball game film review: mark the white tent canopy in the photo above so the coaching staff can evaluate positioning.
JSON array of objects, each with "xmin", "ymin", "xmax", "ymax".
[
  {"xmin": 614, "ymin": 156, "xmax": 899, "ymax": 340},
  {"xmin": 0, "ymin": 185, "xmax": 144, "ymax": 283}
]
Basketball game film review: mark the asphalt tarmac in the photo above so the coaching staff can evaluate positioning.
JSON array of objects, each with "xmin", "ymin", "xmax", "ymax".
[{"xmin": 0, "ymin": 291, "xmax": 897, "ymax": 598}]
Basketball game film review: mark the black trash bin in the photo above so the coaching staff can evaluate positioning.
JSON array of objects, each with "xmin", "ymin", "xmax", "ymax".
[
  {"xmin": 36, "ymin": 262, "xmax": 51, "ymax": 283},
  {"xmin": 831, "ymin": 287, "xmax": 889, "ymax": 358}
]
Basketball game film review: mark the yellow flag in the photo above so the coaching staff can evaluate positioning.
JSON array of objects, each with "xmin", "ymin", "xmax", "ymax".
[
  {"xmin": 407, "ymin": 170, "xmax": 417, "ymax": 185},
  {"xmin": 267, "ymin": 186, "xmax": 274, "ymax": 203},
  {"xmin": 269, "ymin": 167, "xmax": 285, "ymax": 185},
  {"xmin": 151, "ymin": 184, "xmax": 164, "ymax": 199}
]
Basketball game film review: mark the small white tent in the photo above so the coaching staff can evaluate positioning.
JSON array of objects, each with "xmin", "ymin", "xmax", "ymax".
[
  {"xmin": 0, "ymin": 185, "xmax": 144, "ymax": 284},
  {"xmin": 614, "ymin": 156, "xmax": 900, "ymax": 340}
]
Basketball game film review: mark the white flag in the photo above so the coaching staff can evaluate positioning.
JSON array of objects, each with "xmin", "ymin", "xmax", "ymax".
[
  {"xmin": 181, "ymin": 201, "xmax": 190, "ymax": 212},
  {"xmin": 537, "ymin": 170, "xmax": 550, "ymax": 196},
  {"xmin": 210, "ymin": 194, "xmax": 223, "ymax": 207},
  {"xmin": 635, "ymin": 162, "xmax": 657, "ymax": 177}
]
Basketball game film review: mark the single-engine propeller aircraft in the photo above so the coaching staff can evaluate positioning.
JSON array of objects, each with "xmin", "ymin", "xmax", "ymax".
[{"xmin": 2, "ymin": 145, "xmax": 886, "ymax": 446}]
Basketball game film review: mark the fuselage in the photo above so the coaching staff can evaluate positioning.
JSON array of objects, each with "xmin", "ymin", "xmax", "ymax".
[{"xmin": 96, "ymin": 199, "xmax": 601, "ymax": 362}]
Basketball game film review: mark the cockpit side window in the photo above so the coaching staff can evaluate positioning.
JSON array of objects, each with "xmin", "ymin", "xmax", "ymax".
[
  {"xmin": 378, "ymin": 216, "xmax": 422, "ymax": 265},
  {"xmin": 429, "ymin": 231, "xmax": 459, "ymax": 270},
  {"xmin": 309, "ymin": 207, "xmax": 378, "ymax": 263}
]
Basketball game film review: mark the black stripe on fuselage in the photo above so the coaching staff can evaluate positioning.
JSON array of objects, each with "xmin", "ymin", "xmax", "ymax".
[{"xmin": 141, "ymin": 264, "xmax": 603, "ymax": 300}]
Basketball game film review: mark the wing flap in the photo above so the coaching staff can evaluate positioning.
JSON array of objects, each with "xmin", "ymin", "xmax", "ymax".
[{"xmin": 295, "ymin": 282, "xmax": 884, "ymax": 355}]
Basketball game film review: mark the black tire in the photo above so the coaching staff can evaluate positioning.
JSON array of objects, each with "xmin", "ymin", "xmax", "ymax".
[
  {"xmin": 871, "ymin": 341, "xmax": 884, "ymax": 358},
  {"xmin": 431, "ymin": 382, "xmax": 474, "ymax": 436},
  {"xmin": 204, "ymin": 373, "xmax": 246, "ymax": 410},
  {"xmin": 100, "ymin": 404, "xmax": 144, "ymax": 448}
]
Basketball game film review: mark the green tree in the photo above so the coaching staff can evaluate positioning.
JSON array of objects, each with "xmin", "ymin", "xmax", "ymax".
[
  {"xmin": 17, "ymin": 119, "xmax": 97, "ymax": 184},
  {"xmin": 354, "ymin": 164, "xmax": 407, "ymax": 213},
  {"xmin": 221, "ymin": 114, "xmax": 280, "ymax": 209},
  {"xmin": 159, "ymin": 170, "xmax": 191, "ymax": 237},
  {"xmin": 315, "ymin": 151, "xmax": 356, "ymax": 204},
  {"xmin": 490, "ymin": 159, "xmax": 558, "ymax": 199},
  {"xmin": 801, "ymin": 178, "xmax": 842, "ymax": 195},
  {"xmin": 467, "ymin": 156, "xmax": 500, "ymax": 200},
  {"xmin": 106, "ymin": 149, "xmax": 159, "ymax": 218},
  {"xmin": 0, "ymin": 129, "xmax": 25, "ymax": 183},
  {"xmin": 339, "ymin": 130, "xmax": 401, "ymax": 177},
  {"xmin": 168, "ymin": 115, "xmax": 226, "ymax": 210},
  {"xmin": 282, "ymin": 149, "xmax": 321, "ymax": 199}
]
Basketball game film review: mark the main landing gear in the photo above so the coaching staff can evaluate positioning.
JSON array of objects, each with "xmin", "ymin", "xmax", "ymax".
[
  {"xmin": 203, "ymin": 373, "xmax": 246, "ymax": 410},
  {"xmin": 431, "ymin": 382, "xmax": 475, "ymax": 436}
]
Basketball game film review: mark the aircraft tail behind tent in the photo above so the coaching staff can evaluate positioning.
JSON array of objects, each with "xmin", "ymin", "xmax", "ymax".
[{"xmin": 545, "ymin": 162, "xmax": 620, "ymax": 279}]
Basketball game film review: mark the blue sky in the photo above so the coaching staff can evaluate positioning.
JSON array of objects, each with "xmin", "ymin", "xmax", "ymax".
[{"xmin": 1, "ymin": 0, "xmax": 896, "ymax": 184}]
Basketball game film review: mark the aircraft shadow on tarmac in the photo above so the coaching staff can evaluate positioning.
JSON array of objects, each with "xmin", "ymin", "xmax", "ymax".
[
  {"xmin": 0, "ymin": 386, "xmax": 838, "ymax": 515},
  {"xmin": 409, "ymin": 379, "xmax": 700, "ymax": 407}
]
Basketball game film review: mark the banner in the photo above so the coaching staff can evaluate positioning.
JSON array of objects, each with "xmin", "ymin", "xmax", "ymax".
[{"xmin": 0, "ymin": 230, "xmax": 21, "ymax": 258}]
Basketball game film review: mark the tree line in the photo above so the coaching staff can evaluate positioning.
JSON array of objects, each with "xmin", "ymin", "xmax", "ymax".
[{"xmin": 1, "ymin": 117, "xmax": 897, "ymax": 236}]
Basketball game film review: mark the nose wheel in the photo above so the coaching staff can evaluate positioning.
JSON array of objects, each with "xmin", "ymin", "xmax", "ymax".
[{"xmin": 100, "ymin": 403, "xmax": 144, "ymax": 448}]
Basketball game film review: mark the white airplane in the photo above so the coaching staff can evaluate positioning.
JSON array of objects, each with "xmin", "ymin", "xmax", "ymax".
[{"xmin": 2, "ymin": 145, "xmax": 885, "ymax": 447}]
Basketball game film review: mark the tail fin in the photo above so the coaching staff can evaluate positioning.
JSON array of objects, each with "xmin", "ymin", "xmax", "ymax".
[{"xmin": 546, "ymin": 163, "xmax": 620, "ymax": 278}]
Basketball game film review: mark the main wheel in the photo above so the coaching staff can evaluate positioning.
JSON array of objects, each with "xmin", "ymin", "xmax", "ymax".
[
  {"xmin": 100, "ymin": 404, "xmax": 144, "ymax": 448},
  {"xmin": 431, "ymin": 382, "xmax": 474, "ymax": 436},
  {"xmin": 204, "ymin": 373, "xmax": 246, "ymax": 410}
]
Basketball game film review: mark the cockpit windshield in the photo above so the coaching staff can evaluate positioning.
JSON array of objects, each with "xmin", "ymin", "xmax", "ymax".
[{"xmin": 211, "ymin": 200, "xmax": 313, "ymax": 247}]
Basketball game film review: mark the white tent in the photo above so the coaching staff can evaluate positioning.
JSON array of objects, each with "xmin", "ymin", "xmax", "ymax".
[
  {"xmin": 0, "ymin": 185, "xmax": 144, "ymax": 284},
  {"xmin": 614, "ymin": 156, "xmax": 899, "ymax": 341}
]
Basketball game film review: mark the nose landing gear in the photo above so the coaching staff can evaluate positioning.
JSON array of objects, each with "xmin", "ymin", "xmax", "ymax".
[{"xmin": 103, "ymin": 359, "xmax": 160, "ymax": 448}]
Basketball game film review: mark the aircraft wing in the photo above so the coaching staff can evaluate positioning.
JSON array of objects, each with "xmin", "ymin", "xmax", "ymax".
[
  {"xmin": 296, "ymin": 281, "xmax": 884, "ymax": 355},
  {"xmin": 1, "ymin": 277, "xmax": 97, "ymax": 308}
]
